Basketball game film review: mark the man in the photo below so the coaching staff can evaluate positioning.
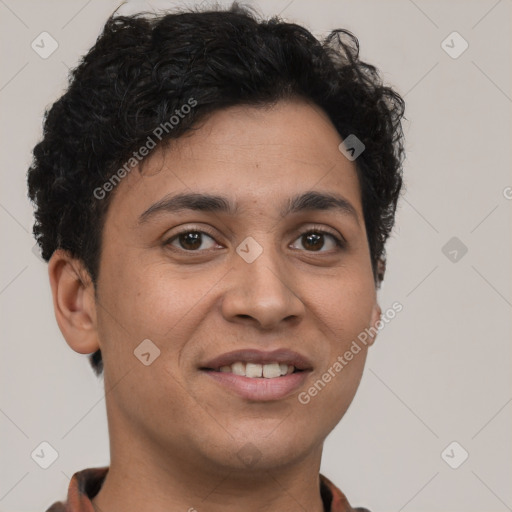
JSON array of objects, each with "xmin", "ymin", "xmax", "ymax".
[{"xmin": 27, "ymin": 3, "xmax": 405, "ymax": 511}]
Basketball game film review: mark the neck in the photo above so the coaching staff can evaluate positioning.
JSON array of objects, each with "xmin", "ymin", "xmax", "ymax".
[{"xmin": 91, "ymin": 413, "xmax": 326, "ymax": 512}]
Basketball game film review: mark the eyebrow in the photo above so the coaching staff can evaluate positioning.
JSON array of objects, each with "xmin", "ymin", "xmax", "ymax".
[{"xmin": 138, "ymin": 190, "xmax": 359, "ymax": 225}]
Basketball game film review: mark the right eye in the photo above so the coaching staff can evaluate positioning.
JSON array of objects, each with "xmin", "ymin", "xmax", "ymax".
[{"xmin": 164, "ymin": 229, "xmax": 220, "ymax": 252}]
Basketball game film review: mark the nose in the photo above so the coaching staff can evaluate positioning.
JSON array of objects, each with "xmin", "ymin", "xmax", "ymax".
[{"xmin": 220, "ymin": 242, "xmax": 305, "ymax": 330}]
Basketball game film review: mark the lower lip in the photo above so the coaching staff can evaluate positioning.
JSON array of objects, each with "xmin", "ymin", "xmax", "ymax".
[{"xmin": 201, "ymin": 369, "xmax": 310, "ymax": 401}]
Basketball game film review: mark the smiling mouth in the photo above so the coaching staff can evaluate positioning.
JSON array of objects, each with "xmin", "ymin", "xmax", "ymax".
[{"xmin": 201, "ymin": 362, "xmax": 304, "ymax": 379}]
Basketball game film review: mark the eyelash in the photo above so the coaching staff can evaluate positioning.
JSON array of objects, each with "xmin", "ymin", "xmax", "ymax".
[{"xmin": 163, "ymin": 225, "xmax": 346, "ymax": 253}]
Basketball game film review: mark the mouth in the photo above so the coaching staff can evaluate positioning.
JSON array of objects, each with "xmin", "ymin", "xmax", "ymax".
[
  {"xmin": 201, "ymin": 362, "xmax": 303, "ymax": 378},
  {"xmin": 200, "ymin": 348, "xmax": 313, "ymax": 375},
  {"xmin": 199, "ymin": 349, "xmax": 313, "ymax": 401}
]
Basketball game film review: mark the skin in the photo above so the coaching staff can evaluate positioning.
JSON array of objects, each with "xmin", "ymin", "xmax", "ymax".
[{"xmin": 48, "ymin": 98, "xmax": 382, "ymax": 512}]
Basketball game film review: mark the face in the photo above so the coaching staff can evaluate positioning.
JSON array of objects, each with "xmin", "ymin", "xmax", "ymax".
[{"xmin": 58, "ymin": 98, "xmax": 381, "ymax": 474}]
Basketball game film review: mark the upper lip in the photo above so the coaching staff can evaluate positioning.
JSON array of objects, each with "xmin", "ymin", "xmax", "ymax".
[{"xmin": 200, "ymin": 349, "xmax": 313, "ymax": 371}]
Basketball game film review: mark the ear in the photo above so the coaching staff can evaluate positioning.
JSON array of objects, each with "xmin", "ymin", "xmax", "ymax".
[
  {"xmin": 47, "ymin": 249, "xmax": 100, "ymax": 355},
  {"xmin": 366, "ymin": 302, "xmax": 382, "ymax": 347}
]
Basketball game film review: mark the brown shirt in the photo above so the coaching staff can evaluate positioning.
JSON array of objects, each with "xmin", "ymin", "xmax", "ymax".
[{"xmin": 45, "ymin": 466, "xmax": 370, "ymax": 512}]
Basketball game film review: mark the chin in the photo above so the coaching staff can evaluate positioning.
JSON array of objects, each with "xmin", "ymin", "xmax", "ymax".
[{"xmin": 222, "ymin": 426, "xmax": 317, "ymax": 469}]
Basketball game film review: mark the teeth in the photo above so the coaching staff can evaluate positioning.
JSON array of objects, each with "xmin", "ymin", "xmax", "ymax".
[
  {"xmin": 262, "ymin": 363, "xmax": 281, "ymax": 378},
  {"xmin": 231, "ymin": 362, "xmax": 246, "ymax": 376},
  {"xmin": 217, "ymin": 361, "xmax": 296, "ymax": 378},
  {"xmin": 246, "ymin": 363, "xmax": 262, "ymax": 378}
]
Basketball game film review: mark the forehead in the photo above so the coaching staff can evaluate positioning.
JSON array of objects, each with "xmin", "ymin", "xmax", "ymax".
[{"xmin": 104, "ymin": 99, "xmax": 362, "ymax": 225}]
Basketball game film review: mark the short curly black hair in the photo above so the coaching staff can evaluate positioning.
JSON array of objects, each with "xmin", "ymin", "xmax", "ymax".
[{"xmin": 27, "ymin": 2, "xmax": 405, "ymax": 377}]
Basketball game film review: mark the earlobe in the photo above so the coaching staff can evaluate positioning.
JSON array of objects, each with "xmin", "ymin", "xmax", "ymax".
[
  {"xmin": 48, "ymin": 249, "xmax": 100, "ymax": 355},
  {"xmin": 367, "ymin": 302, "xmax": 382, "ymax": 347}
]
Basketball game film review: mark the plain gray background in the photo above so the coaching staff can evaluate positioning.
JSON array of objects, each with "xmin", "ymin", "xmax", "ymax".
[{"xmin": 1, "ymin": 1, "xmax": 511, "ymax": 511}]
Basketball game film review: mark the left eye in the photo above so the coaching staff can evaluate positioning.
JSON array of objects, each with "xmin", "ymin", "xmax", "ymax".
[{"xmin": 290, "ymin": 230, "xmax": 343, "ymax": 252}]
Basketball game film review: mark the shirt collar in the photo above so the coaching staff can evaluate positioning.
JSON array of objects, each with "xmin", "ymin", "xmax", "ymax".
[{"xmin": 45, "ymin": 466, "xmax": 368, "ymax": 512}]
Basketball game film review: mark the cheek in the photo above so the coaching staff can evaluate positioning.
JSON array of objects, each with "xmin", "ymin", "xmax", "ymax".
[
  {"xmin": 101, "ymin": 262, "xmax": 188, "ymax": 333},
  {"xmin": 97, "ymin": 263, "xmax": 224, "ymax": 368},
  {"xmin": 309, "ymin": 269, "xmax": 376, "ymax": 341},
  {"xmin": 95, "ymin": 265, "xmax": 200, "ymax": 422},
  {"xmin": 296, "ymin": 347, "xmax": 368, "ymax": 442},
  {"xmin": 95, "ymin": 263, "xmax": 175, "ymax": 371},
  {"xmin": 298, "ymin": 272, "xmax": 374, "ymax": 415}
]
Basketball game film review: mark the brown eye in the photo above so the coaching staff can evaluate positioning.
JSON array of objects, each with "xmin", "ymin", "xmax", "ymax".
[
  {"xmin": 166, "ymin": 231, "xmax": 217, "ymax": 251},
  {"xmin": 291, "ymin": 230, "xmax": 343, "ymax": 252},
  {"xmin": 302, "ymin": 232, "xmax": 323, "ymax": 251}
]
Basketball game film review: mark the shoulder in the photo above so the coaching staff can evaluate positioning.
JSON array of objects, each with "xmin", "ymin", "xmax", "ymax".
[
  {"xmin": 319, "ymin": 473, "xmax": 372, "ymax": 512},
  {"xmin": 43, "ymin": 466, "xmax": 109, "ymax": 511}
]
